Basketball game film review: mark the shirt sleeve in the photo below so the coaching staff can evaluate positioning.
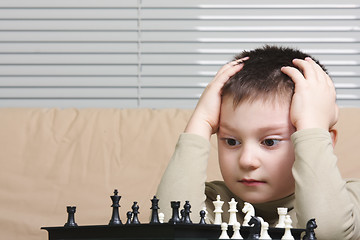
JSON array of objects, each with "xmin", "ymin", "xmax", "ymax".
[
  {"xmin": 156, "ymin": 133, "xmax": 210, "ymax": 222},
  {"xmin": 291, "ymin": 128, "xmax": 360, "ymax": 240}
]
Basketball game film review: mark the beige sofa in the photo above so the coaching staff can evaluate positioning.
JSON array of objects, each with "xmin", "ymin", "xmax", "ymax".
[{"xmin": 0, "ymin": 108, "xmax": 359, "ymax": 240}]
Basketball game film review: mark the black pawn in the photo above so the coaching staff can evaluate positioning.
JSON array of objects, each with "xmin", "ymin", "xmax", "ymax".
[
  {"xmin": 131, "ymin": 201, "xmax": 140, "ymax": 224},
  {"xmin": 168, "ymin": 201, "xmax": 181, "ymax": 224},
  {"xmin": 183, "ymin": 201, "xmax": 192, "ymax": 224},
  {"xmin": 199, "ymin": 210, "xmax": 206, "ymax": 224},
  {"xmin": 180, "ymin": 209, "xmax": 185, "ymax": 223},
  {"xmin": 150, "ymin": 196, "xmax": 160, "ymax": 224},
  {"xmin": 64, "ymin": 206, "xmax": 78, "ymax": 227},
  {"xmin": 125, "ymin": 211, "xmax": 132, "ymax": 224},
  {"xmin": 109, "ymin": 189, "xmax": 122, "ymax": 225},
  {"xmin": 303, "ymin": 218, "xmax": 317, "ymax": 240}
]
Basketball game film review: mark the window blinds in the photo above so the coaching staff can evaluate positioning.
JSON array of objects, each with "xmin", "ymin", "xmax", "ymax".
[{"xmin": 0, "ymin": 0, "xmax": 359, "ymax": 108}]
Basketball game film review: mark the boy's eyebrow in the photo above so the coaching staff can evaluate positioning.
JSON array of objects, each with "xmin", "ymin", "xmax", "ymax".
[{"xmin": 219, "ymin": 122, "xmax": 291, "ymax": 134}]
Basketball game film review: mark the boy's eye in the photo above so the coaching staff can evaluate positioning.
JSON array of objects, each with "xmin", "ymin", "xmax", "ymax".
[
  {"xmin": 262, "ymin": 139, "xmax": 280, "ymax": 147},
  {"xmin": 225, "ymin": 138, "xmax": 241, "ymax": 146}
]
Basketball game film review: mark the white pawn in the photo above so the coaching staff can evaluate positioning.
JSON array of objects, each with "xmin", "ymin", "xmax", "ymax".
[
  {"xmin": 231, "ymin": 222, "xmax": 243, "ymax": 239},
  {"xmin": 258, "ymin": 217, "xmax": 271, "ymax": 240},
  {"xmin": 228, "ymin": 198, "xmax": 238, "ymax": 225},
  {"xmin": 213, "ymin": 195, "xmax": 224, "ymax": 225},
  {"xmin": 281, "ymin": 215, "xmax": 294, "ymax": 240},
  {"xmin": 276, "ymin": 207, "xmax": 288, "ymax": 228},
  {"xmin": 219, "ymin": 222, "xmax": 230, "ymax": 239},
  {"xmin": 158, "ymin": 212, "xmax": 164, "ymax": 223}
]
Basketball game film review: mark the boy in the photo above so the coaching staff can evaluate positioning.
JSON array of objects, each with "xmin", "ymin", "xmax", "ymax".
[{"xmin": 156, "ymin": 46, "xmax": 360, "ymax": 239}]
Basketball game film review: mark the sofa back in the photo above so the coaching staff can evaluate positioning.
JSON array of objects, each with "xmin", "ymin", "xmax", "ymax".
[{"xmin": 0, "ymin": 108, "xmax": 359, "ymax": 240}]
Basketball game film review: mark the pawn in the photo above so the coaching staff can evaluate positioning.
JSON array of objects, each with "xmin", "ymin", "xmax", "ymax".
[
  {"xmin": 180, "ymin": 209, "xmax": 185, "ymax": 223},
  {"xmin": 125, "ymin": 211, "xmax": 132, "ymax": 224},
  {"xmin": 64, "ymin": 206, "xmax": 78, "ymax": 227},
  {"xmin": 219, "ymin": 222, "xmax": 230, "ymax": 239},
  {"xmin": 231, "ymin": 222, "xmax": 243, "ymax": 239},
  {"xmin": 199, "ymin": 210, "xmax": 207, "ymax": 224},
  {"xmin": 158, "ymin": 212, "xmax": 165, "ymax": 223},
  {"xmin": 258, "ymin": 217, "xmax": 271, "ymax": 240},
  {"xmin": 281, "ymin": 215, "xmax": 294, "ymax": 240},
  {"xmin": 131, "ymin": 201, "xmax": 140, "ymax": 224}
]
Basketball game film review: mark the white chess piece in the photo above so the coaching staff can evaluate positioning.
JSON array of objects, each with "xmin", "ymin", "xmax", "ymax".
[
  {"xmin": 228, "ymin": 198, "xmax": 238, "ymax": 225},
  {"xmin": 258, "ymin": 217, "xmax": 271, "ymax": 240},
  {"xmin": 276, "ymin": 207, "xmax": 288, "ymax": 228},
  {"xmin": 241, "ymin": 202, "xmax": 255, "ymax": 226},
  {"xmin": 213, "ymin": 195, "xmax": 224, "ymax": 225},
  {"xmin": 219, "ymin": 222, "xmax": 230, "ymax": 239},
  {"xmin": 231, "ymin": 222, "xmax": 243, "ymax": 239},
  {"xmin": 158, "ymin": 212, "xmax": 164, "ymax": 223},
  {"xmin": 281, "ymin": 215, "xmax": 294, "ymax": 240}
]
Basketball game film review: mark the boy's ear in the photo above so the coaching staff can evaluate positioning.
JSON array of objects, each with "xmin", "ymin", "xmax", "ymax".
[{"xmin": 329, "ymin": 128, "xmax": 338, "ymax": 148}]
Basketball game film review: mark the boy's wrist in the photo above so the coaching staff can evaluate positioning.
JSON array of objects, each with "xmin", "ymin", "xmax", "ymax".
[{"xmin": 184, "ymin": 120, "xmax": 212, "ymax": 141}]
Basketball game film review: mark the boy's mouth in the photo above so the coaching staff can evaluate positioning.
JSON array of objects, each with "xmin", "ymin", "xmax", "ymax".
[{"xmin": 239, "ymin": 179, "xmax": 266, "ymax": 186}]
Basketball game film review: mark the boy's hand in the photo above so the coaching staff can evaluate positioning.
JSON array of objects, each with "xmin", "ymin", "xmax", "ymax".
[
  {"xmin": 281, "ymin": 57, "xmax": 339, "ymax": 131},
  {"xmin": 185, "ymin": 57, "xmax": 248, "ymax": 140}
]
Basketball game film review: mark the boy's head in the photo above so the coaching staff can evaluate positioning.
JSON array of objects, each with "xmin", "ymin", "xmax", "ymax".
[
  {"xmin": 221, "ymin": 45, "xmax": 327, "ymax": 106},
  {"xmin": 217, "ymin": 45, "xmax": 328, "ymax": 204}
]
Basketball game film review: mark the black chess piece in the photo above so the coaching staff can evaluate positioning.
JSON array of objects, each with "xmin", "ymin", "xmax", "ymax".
[
  {"xmin": 109, "ymin": 189, "xmax": 122, "ymax": 225},
  {"xmin": 126, "ymin": 211, "xmax": 132, "ymax": 225},
  {"xmin": 183, "ymin": 200, "xmax": 192, "ymax": 224},
  {"xmin": 64, "ymin": 206, "xmax": 78, "ymax": 227},
  {"xmin": 131, "ymin": 201, "xmax": 140, "ymax": 224},
  {"xmin": 180, "ymin": 209, "xmax": 185, "ymax": 223},
  {"xmin": 247, "ymin": 216, "xmax": 261, "ymax": 240},
  {"xmin": 168, "ymin": 201, "xmax": 181, "ymax": 224},
  {"xmin": 150, "ymin": 196, "xmax": 160, "ymax": 224},
  {"xmin": 303, "ymin": 218, "xmax": 317, "ymax": 240},
  {"xmin": 199, "ymin": 210, "xmax": 207, "ymax": 224}
]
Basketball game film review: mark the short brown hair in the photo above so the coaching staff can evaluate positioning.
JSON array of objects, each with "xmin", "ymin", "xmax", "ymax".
[{"xmin": 221, "ymin": 45, "xmax": 327, "ymax": 106}]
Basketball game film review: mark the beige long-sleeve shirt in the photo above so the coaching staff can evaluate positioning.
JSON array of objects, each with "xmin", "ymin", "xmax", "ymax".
[{"xmin": 156, "ymin": 128, "xmax": 360, "ymax": 240}]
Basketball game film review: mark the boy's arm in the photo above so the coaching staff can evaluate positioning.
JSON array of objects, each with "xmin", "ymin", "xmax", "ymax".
[
  {"xmin": 156, "ymin": 59, "xmax": 247, "ymax": 221},
  {"xmin": 185, "ymin": 58, "xmax": 248, "ymax": 140},
  {"xmin": 282, "ymin": 58, "xmax": 360, "ymax": 239}
]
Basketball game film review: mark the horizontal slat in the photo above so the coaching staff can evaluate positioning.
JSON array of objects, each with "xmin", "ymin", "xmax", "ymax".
[
  {"xmin": 0, "ymin": 99, "xmax": 138, "ymax": 108},
  {"xmin": 0, "ymin": 66, "xmax": 137, "ymax": 75},
  {"xmin": 0, "ymin": 54, "xmax": 138, "ymax": 64},
  {"xmin": 0, "ymin": 88, "xmax": 138, "ymax": 98},
  {"xmin": 0, "ymin": 43, "xmax": 137, "ymax": 53},
  {"xmin": 0, "ymin": 32, "xmax": 137, "ymax": 42},
  {"xmin": 0, "ymin": 0, "xmax": 137, "ymax": 8},
  {"xmin": 0, "ymin": 77, "xmax": 139, "ymax": 87},
  {"xmin": 0, "ymin": 9, "xmax": 137, "ymax": 19},
  {"xmin": 0, "ymin": 20, "xmax": 137, "ymax": 31},
  {"xmin": 141, "ymin": 43, "xmax": 360, "ymax": 53},
  {"xmin": 1, "ymin": 53, "xmax": 359, "ymax": 65}
]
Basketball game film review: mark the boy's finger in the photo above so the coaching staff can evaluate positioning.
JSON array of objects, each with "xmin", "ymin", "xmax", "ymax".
[
  {"xmin": 305, "ymin": 57, "xmax": 334, "ymax": 88},
  {"xmin": 292, "ymin": 58, "xmax": 317, "ymax": 81},
  {"xmin": 281, "ymin": 66, "xmax": 306, "ymax": 85}
]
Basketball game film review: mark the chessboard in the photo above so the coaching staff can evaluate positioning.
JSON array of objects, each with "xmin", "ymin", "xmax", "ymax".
[
  {"xmin": 41, "ymin": 190, "xmax": 317, "ymax": 240},
  {"xmin": 42, "ymin": 223, "xmax": 306, "ymax": 240}
]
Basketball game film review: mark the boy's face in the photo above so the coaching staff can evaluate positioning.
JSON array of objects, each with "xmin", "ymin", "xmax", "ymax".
[{"xmin": 217, "ymin": 96, "xmax": 296, "ymax": 204}]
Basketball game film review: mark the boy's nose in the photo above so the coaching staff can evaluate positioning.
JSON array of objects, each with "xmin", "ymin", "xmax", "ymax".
[{"xmin": 238, "ymin": 146, "xmax": 261, "ymax": 170}]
